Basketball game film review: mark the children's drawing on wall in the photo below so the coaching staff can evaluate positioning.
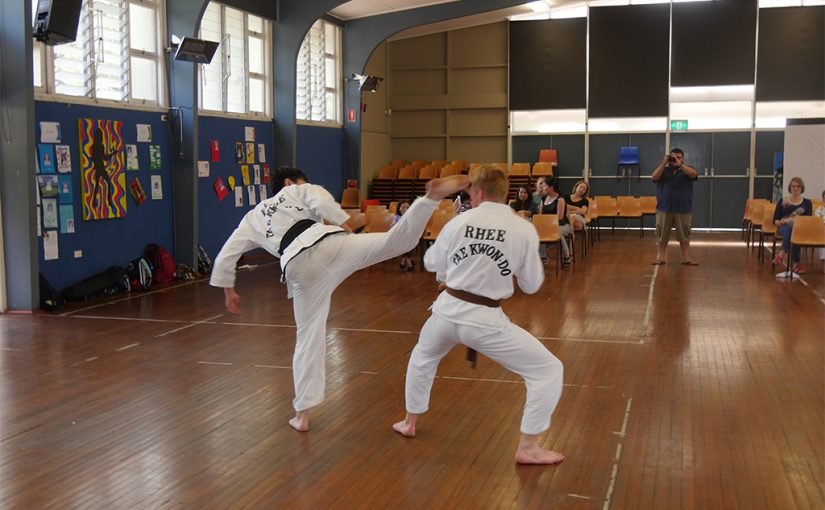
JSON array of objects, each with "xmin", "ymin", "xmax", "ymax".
[
  {"xmin": 58, "ymin": 175, "xmax": 73, "ymax": 204},
  {"xmin": 55, "ymin": 145, "xmax": 72, "ymax": 173},
  {"xmin": 126, "ymin": 144, "xmax": 139, "ymax": 170},
  {"xmin": 79, "ymin": 119, "xmax": 126, "ymax": 220},
  {"xmin": 38, "ymin": 144, "xmax": 55, "ymax": 173},
  {"xmin": 37, "ymin": 175, "xmax": 59, "ymax": 198}
]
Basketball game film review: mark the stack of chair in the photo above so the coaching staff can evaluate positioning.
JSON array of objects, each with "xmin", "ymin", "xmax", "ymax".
[{"xmin": 371, "ymin": 165, "xmax": 397, "ymax": 204}]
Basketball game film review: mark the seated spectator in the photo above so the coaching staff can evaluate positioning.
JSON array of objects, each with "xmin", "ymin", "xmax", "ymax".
[
  {"xmin": 536, "ymin": 177, "xmax": 572, "ymax": 266},
  {"xmin": 772, "ymin": 177, "xmax": 812, "ymax": 275},
  {"xmin": 392, "ymin": 199, "xmax": 415, "ymax": 271},
  {"xmin": 453, "ymin": 190, "xmax": 472, "ymax": 214},
  {"xmin": 815, "ymin": 190, "xmax": 825, "ymax": 273},
  {"xmin": 531, "ymin": 176, "xmax": 546, "ymax": 211},
  {"xmin": 509, "ymin": 185, "xmax": 533, "ymax": 219},
  {"xmin": 564, "ymin": 180, "xmax": 590, "ymax": 230}
]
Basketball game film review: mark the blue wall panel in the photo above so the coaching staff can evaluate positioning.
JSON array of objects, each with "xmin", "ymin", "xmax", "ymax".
[
  {"xmin": 197, "ymin": 116, "xmax": 274, "ymax": 259},
  {"xmin": 35, "ymin": 101, "xmax": 173, "ymax": 291},
  {"xmin": 296, "ymin": 124, "xmax": 345, "ymax": 202}
]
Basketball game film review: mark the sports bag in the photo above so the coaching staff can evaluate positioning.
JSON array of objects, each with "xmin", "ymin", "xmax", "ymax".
[
  {"xmin": 144, "ymin": 243, "xmax": 176, "ymax": 283},
  {"xmin": 197, "ymin": 244, "xmax": 213, "ymax": 275},
  {"xmin": 63, "ymin": 266, "xmax": 126, "ymax": 301},
  {"xmin": 39, "ymin": 273, "xmax": 65, "ymax": 311},
  {"xmin": 127, "ymin": 257, "xmax": 153, "ymax": 291}
]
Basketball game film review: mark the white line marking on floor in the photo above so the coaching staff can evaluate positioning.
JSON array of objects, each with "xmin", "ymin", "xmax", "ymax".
[
  {"xmin": 60, "ymin": 279, "xmax": 204, "ymax": 316},
  {"xmin": 155, "ymin": 313, "xmax": 224, "ymax": 338},
  {"xmin": 642, "ymin": 265, "xmax": 658, "ymax": 334},
  {"xmin": 197, "ymin": 361, "xmax": 233, "ymax": 366},
  {"xmin": 254, "ymin": 364, "xmax": 292, "ymax": 369},
  {"xmin": 568, "ymin": 494, "xmax": 591, "ymax": 500},
  {"xmin": 220, "ymin": 321, "xmax": 296, "ymax": 328},
  {"xmin": 604, "ymin": 397, "xmax": 632, "ymax": 510},
  {"xmin": 1, "ymin": 347, "xmax": 22, "ymax": 351},
  {"xmin": 116, "ymin": 343, "xmax": 139, "ymax": 352},
  {"xmin": 69, "ymin": 356, "xmax": 99, "ymax": 367},
  {"xmin": 436, "ymin": 375, "xmax": 521, "ymax": 384},
  {"xmin": 613, "ymin": 398, "xmax": 633, "ymax": 437},
  {"xmin": 59, "ymin": 264, "xmax": 278, "ymax": 317},
  {"xmin": 539, "ymin": 336, "xmax": 644, "ymax": 345},
  {"xmin": 72, "ymin": 315, "xmax": 188, "ymax": 324},
  {"xmin": 332, "ymin": 327, "xmax": 414, "ymax": 334}
]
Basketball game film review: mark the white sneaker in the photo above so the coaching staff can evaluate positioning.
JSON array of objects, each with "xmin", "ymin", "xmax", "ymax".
[{"xmin": 776, "ymin": 270, "xmax": 800, "ymax": 279}]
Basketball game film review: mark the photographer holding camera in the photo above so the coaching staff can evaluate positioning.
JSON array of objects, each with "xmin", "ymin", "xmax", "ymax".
[{"xmin": 651, "ymin": 148, "xmax": 699, "ymax": 265}]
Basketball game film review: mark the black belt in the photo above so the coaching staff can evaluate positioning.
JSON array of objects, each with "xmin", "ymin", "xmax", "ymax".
[
  {"xmin": 444, "ymin": 287, "xmax": 502, "ymax": 369},
  {"xmin": 279, "ymin": 219, "xmax": 316, "ymax": 256}
]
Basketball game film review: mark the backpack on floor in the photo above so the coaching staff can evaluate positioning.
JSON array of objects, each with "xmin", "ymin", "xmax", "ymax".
[
  {"xmin": 144, "ymin": 243, "xmax": 176, "ymax": 283},
  {"xmin": 39, "ymin": 272, "xmax": 65, "ymax": 311},
  {"xmin": 197, "ymin": 244, "xmax": 213, "ymax": 275},
  {"xmin": 127, "ymin": 257, "xmax": 153, "ymax": 291}
]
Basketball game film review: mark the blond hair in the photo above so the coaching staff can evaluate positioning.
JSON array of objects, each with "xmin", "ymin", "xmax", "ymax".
[{"xmin": 470, "ymin": 164, "xmax": 509, "ymax": 202}]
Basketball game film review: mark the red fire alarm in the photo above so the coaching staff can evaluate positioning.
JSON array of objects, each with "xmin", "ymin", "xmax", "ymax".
[{"xmin": 347, "ymin": 108, "xmax": 356, "ymax": 123}]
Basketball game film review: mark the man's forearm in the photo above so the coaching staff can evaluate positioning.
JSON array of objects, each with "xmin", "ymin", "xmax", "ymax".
[{"xmin": 681, "ymin": 164, "xmax": 698, "ymax": 178}]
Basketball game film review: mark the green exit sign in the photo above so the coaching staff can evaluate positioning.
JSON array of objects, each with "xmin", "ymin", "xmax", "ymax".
[{"xmin": 671, "ymin": 120, "xmax": 689, "ymax": 131}]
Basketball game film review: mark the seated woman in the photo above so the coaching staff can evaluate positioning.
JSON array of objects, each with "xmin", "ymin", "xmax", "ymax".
[
  {"xmin": 536, "ymin": 177, "xmax": 572, "ymax": 266},
  {"xmin": 564, "ymin": 180, "xmax": 590, "ymax": 230},
  {"xmin": 772, "ymin": 176, "xmax": 813, "ymax": 275},
  {"xmin": 509, "ymin": 185, "xmax": 533, "ymax": 219}
]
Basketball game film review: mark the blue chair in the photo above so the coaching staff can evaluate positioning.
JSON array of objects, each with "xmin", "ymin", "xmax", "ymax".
[{"xmin": 618, "ymin": 146, "xmax": 640, "ymax": 180}]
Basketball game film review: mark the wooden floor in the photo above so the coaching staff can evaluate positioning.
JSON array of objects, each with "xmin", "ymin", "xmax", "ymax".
[{"xmin": 1, "ymin": 232, "xmax": 823, "ymax": 509}]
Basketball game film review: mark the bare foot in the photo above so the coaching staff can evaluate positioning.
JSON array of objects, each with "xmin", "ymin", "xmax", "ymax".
[
  {"xmin": 515, "ymin": 445, "xmax": 564, "ymax": 465},
  {"xmin": 392, "ymin": 419, "xmax": 416, "ymax": 437},
  {"xmin": 289, "ymin": 412, "xmax": 309, "ymax": 432},
  {"xmin": 425, "ymin": 175, "xmax": 471, "ymax": 201}
]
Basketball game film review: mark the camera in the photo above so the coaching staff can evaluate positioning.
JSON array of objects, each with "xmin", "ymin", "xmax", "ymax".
[{"xmin": 668, "ymin": 156, "xmax": 676, "ymax": 164}]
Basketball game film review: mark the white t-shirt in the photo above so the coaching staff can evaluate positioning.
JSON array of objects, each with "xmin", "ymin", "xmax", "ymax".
[{"xmin": 424, "ymin": 201, "xmax": 544, "ymax": 329}]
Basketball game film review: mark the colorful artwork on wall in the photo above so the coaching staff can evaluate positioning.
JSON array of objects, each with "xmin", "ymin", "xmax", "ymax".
[{"xmin": 78, "ymin": 119, "xmax": 126, "ymax": 220}]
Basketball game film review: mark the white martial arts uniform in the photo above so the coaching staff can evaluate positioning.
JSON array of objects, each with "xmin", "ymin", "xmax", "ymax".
[
  {"xmin": 211, "ymin": 183, "xmax": 439, "ymax": 411},
  {"xmin": 404, "ymin": 201, "xmax": 563, "ymax": 435}
]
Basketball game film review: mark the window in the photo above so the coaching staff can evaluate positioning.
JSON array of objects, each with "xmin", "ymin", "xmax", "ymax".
[
  {"xmin": 32, "ymin": 0, "xmax": 166, "ymax": 106},
  {"xmin": 670, "ymin": 85, "xmax": 754, "ymax": 130},
  {"xmin": 296, "ymin": 19, "xmax": 341, "ymax": 124},
  {"xmin": 198, "ymin": 3, "xmax": 271, "ymax": 117}
]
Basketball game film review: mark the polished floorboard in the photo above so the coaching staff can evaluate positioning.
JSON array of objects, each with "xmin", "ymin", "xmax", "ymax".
[{"xmin": 1, "ymin": 232, "xmax": 823, "ymax": 509}]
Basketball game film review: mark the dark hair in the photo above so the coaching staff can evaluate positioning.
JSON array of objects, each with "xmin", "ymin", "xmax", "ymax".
[
  {"xmin": 459, "ymin": 190, "xmax": 471, "ymax": 202},
  {"xmin": 544, "ymin": 177, "xmax": 560, "ymax": 193},
  {"xmin": 670, "ymin": 148, "xmax": 684, "ymax": 157},
  {"xmin": 272, "ymin": 166, "xmax": 308, "ymax": 195}
]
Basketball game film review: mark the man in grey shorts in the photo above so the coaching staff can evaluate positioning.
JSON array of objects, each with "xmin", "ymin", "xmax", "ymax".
[{"xmin": 651, "ymin": 148, "xmax": 699, "ymax": 265}]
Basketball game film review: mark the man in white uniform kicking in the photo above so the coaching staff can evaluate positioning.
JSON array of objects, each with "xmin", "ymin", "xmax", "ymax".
[
  {"xmin": 392, "ymin": 164, "xmax": 565, "ymax": 465},
  {"xmin": 211, "ymin": 166, "xmax": 470, "ymax": 432}
]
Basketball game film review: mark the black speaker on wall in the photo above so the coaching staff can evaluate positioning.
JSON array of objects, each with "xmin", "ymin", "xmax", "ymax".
[{"xmin": 33, "ymin": 0, "xmax": 84, "ymax": 46}]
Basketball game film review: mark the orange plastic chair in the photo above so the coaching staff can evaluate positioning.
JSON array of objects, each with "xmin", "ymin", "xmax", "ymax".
[
  {"xmin": 532, "ymin": 214, "xmax": 563, "ymax": 275},
  {"xmin": 532, "ymin": 162, "xmax": 553, "ymax": 176},
  {"xmin": 538, "ymin": 149, "xmax": 558, "ymax": 168},
  {"xmin": 341, "ymin": 188, "xmax": 360, "ymax": 209}
]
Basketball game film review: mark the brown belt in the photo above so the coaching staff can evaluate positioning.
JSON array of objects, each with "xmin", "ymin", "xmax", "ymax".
[
  {"xmin": 445, "ymin": 287, "xmax": 501, "ymax": 308},
  {"xmin": 444, "ymin": 287, "xmax": 501, "ymax": 369}
]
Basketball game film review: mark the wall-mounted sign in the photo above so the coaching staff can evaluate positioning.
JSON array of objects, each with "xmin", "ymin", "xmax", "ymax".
[{"xmin": 670, "ymin": 119, "xmax": 688, "ymax": 131}]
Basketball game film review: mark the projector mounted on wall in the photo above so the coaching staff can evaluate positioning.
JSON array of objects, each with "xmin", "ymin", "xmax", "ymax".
[
  {"xmin": 352, "ymin": 74, "xmax": 383, "ymax": 92},
  {"xmin": 171, "ymin": 36, "xmax": 219, "ymax": 64}
]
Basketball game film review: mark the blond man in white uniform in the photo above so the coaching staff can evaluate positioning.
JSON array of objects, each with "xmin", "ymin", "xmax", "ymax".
[
  {"xmin": 211, "ymin": 166, "xmax": 470, "ymax": 432},
  {"xmin": 393, "ymin": 165, "xmax": 565, "ymax": 465}
]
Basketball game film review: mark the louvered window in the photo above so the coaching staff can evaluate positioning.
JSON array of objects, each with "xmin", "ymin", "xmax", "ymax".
[
  {"xmin": 32, "ymin": 0, "xmax": 165, "ymax": 106},
  {"xmin": 198, "ymin": 2, "xmax": 271, "ymax": 117},
  {"xmin": 296, "ymin": 19, "xmax": 341, "ymax": 124}
]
